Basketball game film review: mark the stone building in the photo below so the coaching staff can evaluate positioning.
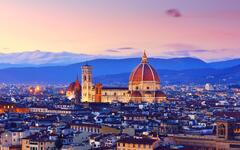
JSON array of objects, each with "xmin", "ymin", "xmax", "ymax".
[
  {"xmin": 66, "ymin": 77, "xmax": 81, "ymax": 104},
  {"xmin": 79, "ymin": 52, "xmax": 166, "ymax": 103},
  {"xmin": 117, "ymin": 137, "xmax": 160, "ymax": 150},
  {"xmin": 170, "ymin": 119, "xmax": 240, "ymax": 150}
]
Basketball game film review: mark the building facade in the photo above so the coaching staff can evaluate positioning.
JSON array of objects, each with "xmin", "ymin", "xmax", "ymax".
[
  {"xmin": 170, "ymin": 120, "xmax": 240, "ymax": 150},
  {"xmin": 0, "ymin": 130, "xmax": 29, "ymax": 150},
  {"xmin": 21, "ymin": 138, "xmax": 56, "ymax": 150},
  {"xmin": 117, "ymin": 137, "xmax": 160, "ymax": 150},
  {"xmin": 67, "ymin": 52, "xmax": 166, "ymax": 103},
  {"xmin": 83, "ymin": 52, "xmax": 166, "ymax": 103},
  {"xmin": 81, "ymin": 65, "xmax": 93, "ymax": 103}
]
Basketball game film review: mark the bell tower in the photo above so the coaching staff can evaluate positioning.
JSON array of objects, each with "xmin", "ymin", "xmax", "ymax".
[{"xmin": 81, "ymin": 65, "xmax": 93, "ymax": 102}]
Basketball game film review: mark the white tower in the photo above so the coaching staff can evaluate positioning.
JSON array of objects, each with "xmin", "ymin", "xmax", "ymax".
[{"xmin": 81, "ymin": 65, "xmax": 93, "ymax": 102}]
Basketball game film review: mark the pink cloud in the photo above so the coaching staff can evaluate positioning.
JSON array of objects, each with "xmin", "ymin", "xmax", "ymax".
[{"xmin": 166, "ymin": 9, "xmax": 182, "ymax": 18}]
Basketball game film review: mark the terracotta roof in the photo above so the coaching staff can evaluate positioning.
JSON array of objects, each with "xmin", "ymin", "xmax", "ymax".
[
  {"xmin": 67, "ymin": 79, "xmax": 81, "ymax": 93},
  {"xmin": 74, "ymin": 79, "xmax": 81, "ymax": 92},
  {"xmin": 67, "ymin": 82, "xmax": 75, "ymax": 91}
]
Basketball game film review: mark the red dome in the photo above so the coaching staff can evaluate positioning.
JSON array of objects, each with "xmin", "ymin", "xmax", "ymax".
[{"xmin": 129, "ymin": 52, "xmax": 160, "ymax": 83}]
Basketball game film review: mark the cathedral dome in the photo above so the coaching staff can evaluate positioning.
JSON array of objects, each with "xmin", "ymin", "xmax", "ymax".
[{"xmin": 129, "ymin": 52, "xmax": 160, "ymax": 83}]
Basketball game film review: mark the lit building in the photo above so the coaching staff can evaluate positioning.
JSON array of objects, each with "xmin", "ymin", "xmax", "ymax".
[
  {"xmin": 21, "ymin": 137, "xmax": 56, "ymax": 150},
  {"xmin": 0, "ymin": 102, "xmax": 29, "ymax": 113},
  {"xmin": 0, "ymin": 130, "xmax": 30, "ymax": 150},
  {"xmin": 117, "ymin": 137, "xmax": 160, "ymax": 150},
  {"xmin": 170, "ymin": 119, "xmax": 240, "ymax": 150},
  {"xmin": 28, "ymin": 85, "xmax": 43, "ymax": 95},
  {"xmin": 80, "ymin": 51, "xmax": 167, "ymax": 103},
  {"xmin": 81, "ymin": 65, "xmax": 93, "ymax": 103},
  {"xmin": 128, "ymin": 51, "xmax": 166, "ymax": 103},
  {"xmin": 66, "ymin": 77, "xmax": 81, "ymax": 104}
]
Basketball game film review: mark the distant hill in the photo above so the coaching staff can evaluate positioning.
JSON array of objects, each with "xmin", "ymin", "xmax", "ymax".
[
  {"xmin": 209, "ymin": 59, "xmax": 240, "ymax": 69},
  {"xmin": 0, "ymin": 57, "xmax": 239, "ymax": 85},
  {"xmin": 0, "ymin": 50, "xmax": 239, "ymax": 70},
  {"xmin": 95, "ymin": 66, "xmax": 240, "ymax": 85}
]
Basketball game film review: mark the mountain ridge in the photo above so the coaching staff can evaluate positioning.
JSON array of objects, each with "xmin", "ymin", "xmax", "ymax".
[
  {"xmin": 0, "ymin": 50, "xmax": 239, "ymax": 69},
  {"xmin": 0, "ymin": 57, "xmax": 239, "ymax": 85}
]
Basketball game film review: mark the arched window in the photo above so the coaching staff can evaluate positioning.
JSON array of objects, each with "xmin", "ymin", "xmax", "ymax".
[{"xmin": 218, "ymin": 124, "xmax": 226, "ymax": 138}]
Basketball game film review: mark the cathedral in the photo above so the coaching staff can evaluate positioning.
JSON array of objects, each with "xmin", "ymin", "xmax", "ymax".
[
  {"xmin": 66, "ymin": 52, "xmax": 166, "ymax": 103},
  {"xmin": 66, "ymin": 77, "xmax": 81, "ymax": 104}
]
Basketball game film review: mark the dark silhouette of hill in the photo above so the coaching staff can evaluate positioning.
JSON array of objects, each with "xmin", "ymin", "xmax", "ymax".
[{"xmin": 0, "ymin": 57, "xmax": 239, "ymax": 85}]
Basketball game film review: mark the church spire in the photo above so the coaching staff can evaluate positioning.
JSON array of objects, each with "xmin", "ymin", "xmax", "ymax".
[
  {"xmin": 141, "ymin": 50, "xmax": 148, "ymax": 63},
  {"xmin": 76, "ymin": 74, "xmax": 79, "ymax": 81},
  {"xmin": 75, "ymin": 74, "xmax": 79, "ymax": 84}
]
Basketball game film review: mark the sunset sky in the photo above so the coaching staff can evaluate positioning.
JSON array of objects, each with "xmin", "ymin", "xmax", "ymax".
[{"xmin": 0, "ymin": 0, "xmax": 240, "ymax": 61}]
